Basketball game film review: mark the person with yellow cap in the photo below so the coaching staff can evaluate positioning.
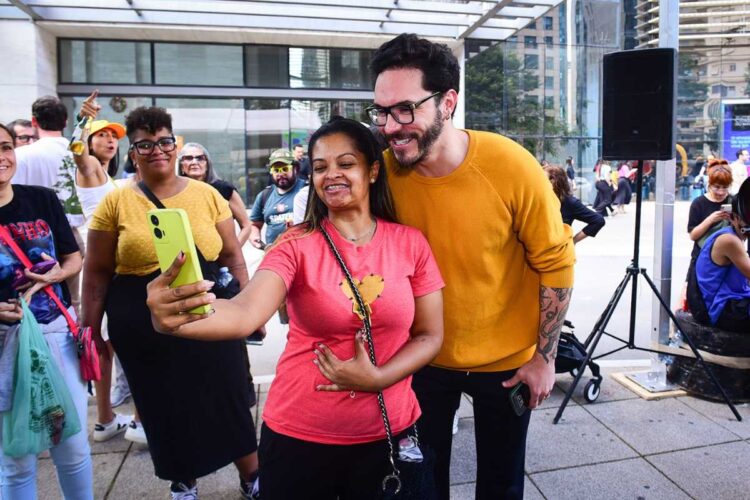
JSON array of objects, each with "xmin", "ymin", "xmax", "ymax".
[
  {"xmin": 72, "ymin": 90, "xmax": 145, "ymax": 446},
  {"xmin": 73, "ymin": 90, "xmax": 128, "ymax": 220}
]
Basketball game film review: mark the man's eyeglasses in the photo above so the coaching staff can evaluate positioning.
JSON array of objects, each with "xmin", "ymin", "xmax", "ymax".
[
  {"xmin": 365, "ymin": 91, "xmax": 442, "ymax": 126},
  {"xmin": 270, "ymin": 165, "xmax": 292, "ymax": 174},
  {"xmin": 16, "ymin": 135, "xmax": 37, "ymax": 144},
  {"xmin": 181, "ymin": 154, "xmax": 207, "ymax": 163},
  {"xmin": 130, "ymin": 136, "xmax": 177, "ymax": 155}
]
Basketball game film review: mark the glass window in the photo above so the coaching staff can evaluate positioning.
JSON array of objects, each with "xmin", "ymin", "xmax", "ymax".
[
  {"xmin": 330, "ymin": 49, "xmax": 373, "ymax": 89},
  {"xmin": 154, "ymin": 43, "xmax": 243, "ymax": 86},
  {"xmin": 545, "ymin": 76, "xmax": 554, "ymax": 90},
  {"xmin": 59, "ymin": 40, "xmax": 151, "ymax": 84},
  {"xmin": 157, "ymin": 97, "xmax": 247, "ymax": 199},
  {"xmin": 289, "ymin": 48, "xmax": 330, "ymax": 88},
  {"xmin": 524, "ymin": 36, "xmax": 537, "ymax": 48},
  {"xmin": 544, "ymin": 16, "xmax": 554, "ymax": 30},
  {"xmin": 524, "ymin": 54, "xmax": 539, "ymax": 70},
  {"xmin": 546, "ymin": 56, "xmax": 555, "ymax": 71},
  {"xmin": 245, "ymin": 45, "xmax": 288, "ymax": 87},
  {"xmin": 544, "ymin": 36, "xmax": 554, "ymax": 46},
  {"xmin": 288, "ymin": 48, "xmax": 373, "ymax": 89},
  {"xmin": 544, "ymin": 96, "xmax": 554, "ymax": 109},
  {"xmin": 246, "ymin": 99, "xmax": 290, "ymax": 202}
]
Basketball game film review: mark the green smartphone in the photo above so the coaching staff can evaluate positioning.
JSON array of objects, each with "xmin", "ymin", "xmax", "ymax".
[{"xmin": 147, "ymin": 208, "xmax": 212, "ymax": 315}]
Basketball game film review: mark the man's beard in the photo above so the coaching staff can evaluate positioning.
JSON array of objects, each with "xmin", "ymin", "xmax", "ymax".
[
  {"xmin": 386, "ymin": 108, "xmax": 444, "ymax": 169},
  {"xmin": 273, "ymin": 174, "xmax": 295, "ymax": 190}
]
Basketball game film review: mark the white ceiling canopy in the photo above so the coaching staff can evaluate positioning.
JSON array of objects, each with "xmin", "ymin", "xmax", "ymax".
[{"xmin": 0, "ymin": 0, "xmax": 563, "ymax": 41}]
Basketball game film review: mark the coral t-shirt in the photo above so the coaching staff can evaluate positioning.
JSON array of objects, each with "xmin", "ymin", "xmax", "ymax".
[{"xmin": 259, "ymin": 218, "xmax": 444, "ymax": 445}]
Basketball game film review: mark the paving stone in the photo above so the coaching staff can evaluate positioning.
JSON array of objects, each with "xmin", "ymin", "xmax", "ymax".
[
  {"xmin": 530, "ymin": 458, "xmax": 690, "ymax": 500},
  {"xmin": 456, "ymin": 393, "xmax": 474, "ymax": 418},
  {"xmin": 647, "ymin": 441, "xmax": 750, "ymax": 499},
  {"xmin": 676, "ymin": 397, "xmax": 750, "ymax": 439},
  {"xmin": 561, "ymin": 369, "xmax": 643, "ymax": 405},
  {"xmin": 540, "ymin": 383, "xmax": 579, "ymax": 411},
  {"xmin": 107, "ymin": 446, "xmax": 164, "ymax": 499},
  {"xmin": 449, "ymin": 482, "xmax": 475, "ymax": 500},
  {"xmin": 450, "ymin": 417, "xmax": 476, "ymax": 484},
  {"xmin": 585, "ymin": 398, "xmax": 740, "ymax": 455},
  {"xmin": 524, "ymin": 476, "xmax": 545, "ymax": 500},
  {"xmin": 526, "ymin": 405, "xmax": 636, "ymax": 473},
  {"xmin": 37, "ymin": 451, "xmax": 122, "ymax": 500},
  {"xmin": 448, "ymin": 477, "xmax": 542, "ymax": 499}
]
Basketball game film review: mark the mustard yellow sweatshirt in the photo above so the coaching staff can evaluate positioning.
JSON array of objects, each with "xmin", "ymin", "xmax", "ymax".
[{"xmin": 385, "ymin": 130, "xmax": 575, "ymax": 372}]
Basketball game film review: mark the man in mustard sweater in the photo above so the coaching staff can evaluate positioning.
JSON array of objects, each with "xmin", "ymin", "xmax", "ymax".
[{"xmin": 368, "ymin": 34, "xmax": 576, "ymax": 499}]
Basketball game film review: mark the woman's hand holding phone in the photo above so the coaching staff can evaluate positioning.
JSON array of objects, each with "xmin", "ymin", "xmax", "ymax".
[
  {"xmin": 146, "ymin": 252, "xmax": 216, "ymax": 335},
  {"xmin": 16, "ymin": 253, "xmax": 64, "ymax": 302}
]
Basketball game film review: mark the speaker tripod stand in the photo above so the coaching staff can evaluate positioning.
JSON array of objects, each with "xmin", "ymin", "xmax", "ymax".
[{"xmin": 553, "ymin": 160, "xmax": 742, "ymax": 425}]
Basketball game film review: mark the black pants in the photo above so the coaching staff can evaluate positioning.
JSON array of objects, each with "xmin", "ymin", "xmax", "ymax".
[
  {"xmin": 716, "ymin": 298, "xmax": 750, "ymax": 332},
  {"xmin": 258, "ymin": 423, "xmax": 405, "ymax": 500},
  {"xmin": 412, "ymin": 365, "xmax": 531, "ymax": 500}
]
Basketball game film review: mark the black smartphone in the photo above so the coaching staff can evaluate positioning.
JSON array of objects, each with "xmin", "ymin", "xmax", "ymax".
[{"xmin": 509, "ymin": 382, "xmax": 530, "ymax": 416}]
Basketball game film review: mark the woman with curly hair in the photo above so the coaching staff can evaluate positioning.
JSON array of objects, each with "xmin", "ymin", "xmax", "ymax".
[{"xmin": 81, "ymin": 107, "xmax": 258, "ymax": 499}]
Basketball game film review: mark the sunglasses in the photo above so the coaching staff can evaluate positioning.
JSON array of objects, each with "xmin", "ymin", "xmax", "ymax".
[
  {"xmin": 181, "ymin": 154, "xmax": 207, "ymax": 163},
  {"xmin": 270, "ymin": 165, "xmax": 292, "ymax": 174}
]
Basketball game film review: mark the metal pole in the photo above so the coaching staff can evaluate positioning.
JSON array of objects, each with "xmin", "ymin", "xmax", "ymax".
[
  {"xmin": 651, "ymin": 0, "xmax": 679, "ymax": 347},
  {"xmin": 453, "ymin": 42, "xmax": 466, "ymax": 130}
]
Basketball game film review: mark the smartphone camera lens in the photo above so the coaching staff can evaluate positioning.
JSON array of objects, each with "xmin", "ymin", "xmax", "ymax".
[
  {"xmin": 150, "ymin": 215, "xmax": 159, "ymax": 226},
  {"xmin": 154, "ymin": 227, "xmax": 163, "ymax": 239}
]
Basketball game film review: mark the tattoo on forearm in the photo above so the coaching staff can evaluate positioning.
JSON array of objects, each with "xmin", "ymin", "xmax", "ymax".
[{"xmin": 537, "ymin": 287, "xmax": 572, "ymax": 364}]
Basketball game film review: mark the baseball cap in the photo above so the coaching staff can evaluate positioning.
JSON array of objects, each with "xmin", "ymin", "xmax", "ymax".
[
  {"xmin": 267, "ymin": 148, "xmax": 294, "ymax": 167},
  {"xmin": 89, "ymin": 120, "xmax": 126, "ymax": 139}
]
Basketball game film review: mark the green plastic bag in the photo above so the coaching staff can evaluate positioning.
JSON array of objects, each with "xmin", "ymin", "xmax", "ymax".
[{"xmin": 2, "ymin": 299, "xmax": 81, "ymax": 457}]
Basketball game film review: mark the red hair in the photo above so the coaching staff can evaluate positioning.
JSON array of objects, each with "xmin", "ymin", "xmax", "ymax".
[{"xmin": 707, "ymin": 159, "xmax": 731, "ymax": 187}]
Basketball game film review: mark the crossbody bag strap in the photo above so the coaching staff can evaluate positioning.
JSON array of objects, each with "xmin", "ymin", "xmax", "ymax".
[
  {"xmin": 137, "ymin": 181, "xmax": 211, "ymax": 270},
  {"xmin": 319, "ymin": 224, "xmax": 403, "ymax": 485},
  {"xmin": 0, "ymin": 225, "xmax": 79, "ymax": 335}
]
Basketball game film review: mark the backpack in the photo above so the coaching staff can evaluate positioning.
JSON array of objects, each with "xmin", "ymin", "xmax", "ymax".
[{"xmin": 257, "ymin": 186, "xmax": 273, "ymax": 213}]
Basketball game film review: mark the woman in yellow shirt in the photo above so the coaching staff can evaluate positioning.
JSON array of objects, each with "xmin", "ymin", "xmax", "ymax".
[{"xmin": 81, "ymin": 106, "xmax": 259, "ymax": 499}]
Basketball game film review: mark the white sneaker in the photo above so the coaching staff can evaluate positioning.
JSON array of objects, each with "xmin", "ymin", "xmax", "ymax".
[
  {"xmin": 110, "ymin": 384, "xmax": 131, "ymax": 408},
  {"xmin": 93, "ymin": 414, "xmax": 131, "ymax": 442},
  {"xmin": 452, "ymin": 412, "xmax": 459, "ymax": 435},
  {"xmin": 170, "ymin": 482, "xmax": 198, "ymax": 500},
  {"xmin": 124, "ymin": 420, "xmax": 148, "ymax": 444}
]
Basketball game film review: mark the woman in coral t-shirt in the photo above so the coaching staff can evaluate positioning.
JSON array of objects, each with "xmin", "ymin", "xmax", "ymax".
[{"xmin": 146, "ymin": 117, "xmax": 445, "ymax": 499}]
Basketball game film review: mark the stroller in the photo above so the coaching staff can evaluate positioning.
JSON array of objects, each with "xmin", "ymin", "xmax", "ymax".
[{"xmin": 555, "ymin": 320, "xmax": 603, "ymax": 403}]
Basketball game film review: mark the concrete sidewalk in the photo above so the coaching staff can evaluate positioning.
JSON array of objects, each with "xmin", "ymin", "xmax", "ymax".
[
  {"xmin": 35, "ymin": 200, "xmax": 750, "ymax": 499},
  {"xmin": 36, "ymin": 368, "xmax": 750, "ymax": 499}
]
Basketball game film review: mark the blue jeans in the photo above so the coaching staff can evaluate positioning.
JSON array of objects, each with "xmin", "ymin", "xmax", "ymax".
[{"xmin": 0, "ymin": 330, "xmax": 93, "ymax": 500}]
